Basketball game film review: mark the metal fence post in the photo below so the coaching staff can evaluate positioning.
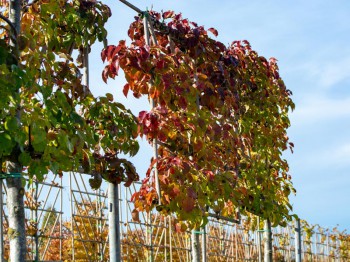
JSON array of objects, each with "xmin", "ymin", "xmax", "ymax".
[
  {"xmin": 295, "ymin": 218, "xmax": 302, "ymax": 262},
  {"xmin": 258, "ymin": 217, "xmax": 262, "ymax": 262},
  {"xmin": 108, "ymin": 182, "xmax": 121, "ymax": 262},
  {"xmin": 202, "ymin": 225, "xmax": 207, "ymax": 262}
]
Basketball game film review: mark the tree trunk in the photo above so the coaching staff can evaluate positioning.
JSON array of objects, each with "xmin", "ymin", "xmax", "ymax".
[
  {"xmin": 6, "ymin": 162, "xmax": 26, "ymax": 261},
  {"xmin": 191, "ymin": 229, "xmax": 200, "ymax": 262},
  {"xmin": 7, "ymin": 0, "xmax": 27, "ymax": 261}
]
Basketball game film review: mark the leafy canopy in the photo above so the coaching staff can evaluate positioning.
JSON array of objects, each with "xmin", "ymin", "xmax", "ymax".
[
  {"xmin": 0, "ymin": 0, "xmax": 139, "ymax": 186},
  {"xmin": 102, "ymin": 10, "xmax": 295, "ymax": 228}
]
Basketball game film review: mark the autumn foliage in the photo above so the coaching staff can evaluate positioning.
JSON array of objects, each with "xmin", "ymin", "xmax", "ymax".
[{"xmin": 102, "ymin": 10, "xmax": 295, "ymax": 228}]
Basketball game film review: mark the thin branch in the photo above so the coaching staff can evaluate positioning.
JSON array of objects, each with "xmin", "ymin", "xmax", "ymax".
[{"xmin": 0, "ymin": 13, "xmax": 18, "ymax": 36}]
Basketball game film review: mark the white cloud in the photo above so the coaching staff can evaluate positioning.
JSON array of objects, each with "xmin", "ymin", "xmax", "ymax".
[
  {"xmin": 316, "ymin": 142, "xmax": 350, "ymax": 168},
  {"xmin": 291, "ymin": 96, "xmax": 350, "ymax": 126},
  {"xmin": 318, "ymin": 58, "xmax": 350, "ymax": 88}
]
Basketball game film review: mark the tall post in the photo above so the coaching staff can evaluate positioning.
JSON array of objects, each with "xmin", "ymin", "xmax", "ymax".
[
  {"xmin": 257, "ymin": 217, "xmax": 262, "ymax": 262},
  {"xmin": 108, "ymin": 182, "xmax": 121, "ymax": 262},
  {"xmin": 34, "ymin": 180, "xmax": 39, "ymax": 261},
  {"xmin": 191, "ymin": 229, "xmax": 200, "ymax": 262},
  {"xmin": 69, "ymin": 172, "xmax": 75, "ymax": 260},
  {"xmin": 201, "ymin": 226, "xmax": 207, "ymax": 262},
  {"xmin": 295, "ymin": 218, "xmax": 302, "ymax": 262},
  {"xmin": 0, "ymin": 179, "xmax": 3, "ymax": 262},
  {"xmin": 264, "ymin": 219, "xmax": 273, "ymax": 262},
  {"xmin": 143, "ymin": 15, "xmax": 161, "ymax": 205},
  {"xmin": 60, "ymin": 176, "xmax": 63, "ymax": 261}
]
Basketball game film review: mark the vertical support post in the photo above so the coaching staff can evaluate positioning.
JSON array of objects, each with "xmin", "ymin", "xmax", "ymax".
[
  {"xmin": 143, "ymin": 17, "xmax": 160, "ymax": 261},
  {"xmin": 69, "ymin": 172, "xmax": 75, "ymax": 260},
  {"xmin": 169, "ymin": 216, "xmax": 173, "ymax": 261},
  {"xmin": 125, "ymin": 185, "xmax": 129, "ymax": 260},
  {"xmin": 191, "ymin": 229, "xmax": 200, "ymax": 262},
  {"xmin": 235, "ymin": 225, "xmax": 238, "ymax": 260},
  {"xmin": 143, "ymin": 15, "xmax": 161, "ymax": 205},
  {"xmin": 34, "ymin": 180, "xmax": 39, "ymax": 262},
  {"xmin": 108, "ymin": 182, "xmax": 121, "ymax": 262},
  {"xmin": 147, "ymin": 211, "xmax": 154, "ymax": 262},
  {"xmin": 326, "ymin": 233, "xmax": 329, "ymax": 261},
  {"xmin": 60, "ymin": 176, "xmax": 63, "ymax": 261},
  {"xmin": 164, "ymin": 217, "xmax": 167, "ymax": 260},
  {"xmin": 201, "ymin": 225, "xmax": 207, "ymax": 262},
  {"xmin": 264, "ymin": 219, "xmax": 273, "ymax": 262},
  {"xmin": 257, "ymin": 217, "xmax": 262, "ymax": 262},
  {"xmin": 295, "ymin": 218, "xmax": 302, "ymax": 262},
  {"xmin": 0, "ymin": 179, "xmax": 3, "ymax": 262},
  {"xmin": 98, "ymin": 188, "xmax": 103, "ymax": 261},
  {"xmin": 82, "ymin": 46, "xmax": 89, "ymax": 87}
]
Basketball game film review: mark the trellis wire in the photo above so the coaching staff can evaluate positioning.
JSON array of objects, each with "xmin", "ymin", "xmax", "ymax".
[{"xmin": 1, "ymin": 175, "xmax": 350, "ymax": 261}]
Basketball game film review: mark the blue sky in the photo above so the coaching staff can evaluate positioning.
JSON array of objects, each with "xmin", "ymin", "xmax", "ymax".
[{"xmin": 89, "ymin": 1, "xmax": 350, "ymax": 230}]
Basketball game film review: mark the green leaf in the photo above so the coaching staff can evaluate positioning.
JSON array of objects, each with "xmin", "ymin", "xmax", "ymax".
[
  {"xmin": 70, "ymin": 112, "xmax": 84, "ymax": 126},
  {"xmin": 19, "ymin": 152, "xmax": 31, "ymax": 166},
  {"xmin": 55, "ymin": 91, "xmax": 71, "ymax": 114},
  {"xmin": 0, "ymin": 132, "xmax": 15, "ymax": 156},
  {"xmin": 4, "ymin": 117, "xmax": 18, "ymax": 131}
]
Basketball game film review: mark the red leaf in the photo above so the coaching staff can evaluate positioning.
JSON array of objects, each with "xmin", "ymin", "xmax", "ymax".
[
  {"xmin": 102, "ymin": 66, "xmax": 108, "ymax": 83},
  {"xmin": 208, "ymin": 27, "xmax": 218, "ymax": 37},
  {"xmin": 101, "ymin": 48, "xmax": 107, "ymax": 62},
  {"xmin": 131, "ymin": 209, "xmax": 140, "ymax": 222},
  {"xmin": 123, "ymin": 83, "xmax": 130, "ymax": 97},
  {"xmin": 174, "ymin": 13, "xmax": 182, "ymax": 20},
  {"xmin": 138, "ymin": 111, "xmax": 147, "ymax": 121},
  {"xmin": 182, "ymin": 197, "xmax": 195, "ymax": 212},
  {"xmin": 162, "ymin": 10, "xmax": 174, "ymax": 19},
  {"xmin": 124, "ymin": 179, "xmax": 133, "ymax": 187},
  {"xmin": 106, "ymin": 45, "xmax": 116, "ymax": 61}
]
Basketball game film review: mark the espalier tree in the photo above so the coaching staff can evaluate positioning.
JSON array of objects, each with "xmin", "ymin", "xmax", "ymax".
[
  {"xmin": 102, "ymin": 10, "xmax": 296, "ymax": 230},
  {"xmin": 0, "ymin": 0, "xmax": 138, "ymax": 260},
  {"xmin": 1, "ymin": 0, "xmax": 296, "ymax": 260}
]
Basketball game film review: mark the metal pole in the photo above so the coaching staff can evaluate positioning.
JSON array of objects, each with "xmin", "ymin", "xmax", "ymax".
[
  {"xmin": 148, "ymin": 211, "xmax": 154, "ymax": 262},
  {"xmin": 69, "ymin": 172, "xmax": 75, "ymax": 260},
  {"xmin": 34, "ymin": 180, "xmax": 39, "ymax": 262},
  {"xmin": 108, "ymin": 182, "xmax": 121, "ymax": 262},
  {"xmin": 264, "ymin": 219, "xmax": 272, "ymax": 262},
  {"xmin": 119, "ymin": 0, "xmax": 143, "ymax": 13},
  {"xmin": 258, "ymin": 217, "xmax": 262, "ymax": 262},
  {"xmin": 201, "ymin": 225, "xmax": 207, "ymax": 262},
  {"xmin": 235, "ymin": 225, "xmax": 238, "ymax": 260},
  {"xmin": 82, "ymin": 46, "xmax": 89, "ymax": 87},
  {"xmin": 295, "ymin": 218, "xmax": 302, "ymax": 262},
  {"xmin": 0, "ymin": 179, "xmax": 3, "ymax": 262},
  {"xmin": 98, "ymin": 188, "xmax": 103, "ymax": 261},
  {"xmin": 169, "ymin": 216, "xmax": 173, "ymax": 261},
  {"xmin": 60, "ymin": 176, "xmax": 63, "ymax": 261},
  {"xmin": 143, "ymin": 16, "xmax": 161, "ymax": 205}
]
